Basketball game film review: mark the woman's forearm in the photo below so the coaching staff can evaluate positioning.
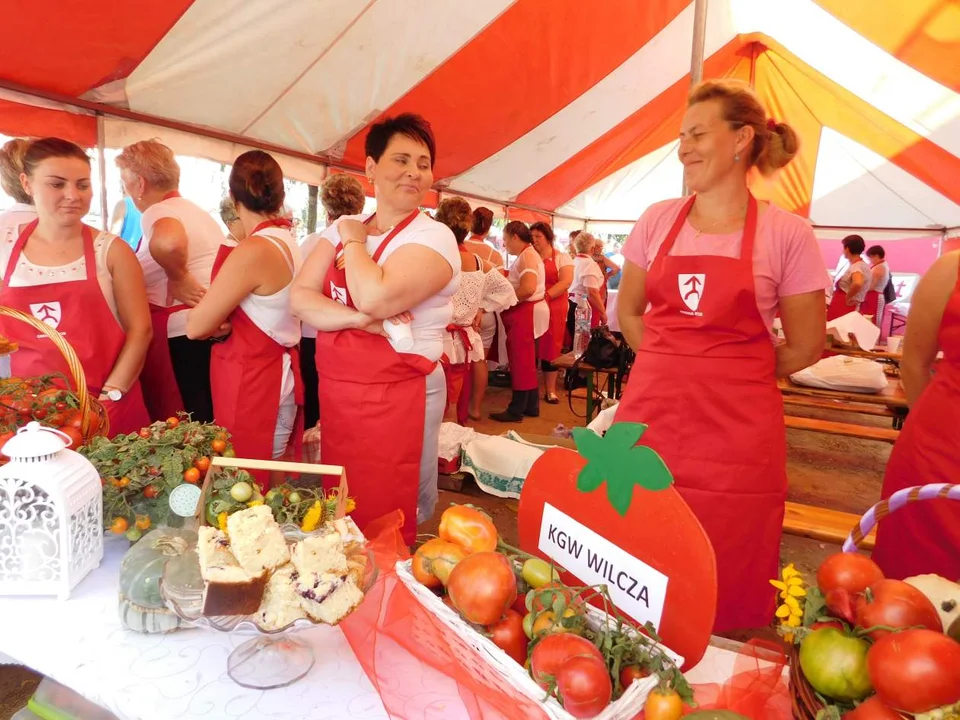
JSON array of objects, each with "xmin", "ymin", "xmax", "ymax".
[
  {"xmin": 291, "ymin": 287, "xmax": 371, "ymax": 332},
  {"xmin": 103, "ymin": 327, "xmax": 152, "ymax": 393},
  {"xmin": 901, "ymin": 358, "xmax": 933, "ymax": 406},
  {"xmin": 620, "ymin": 314, "xmax": 644, "ymax": 350},
  {"xmin": 774, "ymin": 340, "xmax": 822, "ymax": 378}
]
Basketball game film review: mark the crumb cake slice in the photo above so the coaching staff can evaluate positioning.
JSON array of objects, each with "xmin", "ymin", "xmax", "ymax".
[
  {"xmin": 291, "ymin": 525, "xmax": 348, "ymax": 576},
  {"xmin": 294, "ymin": 571, "xmax": 364, "ymax": 625},
  {"xmin": 197, "ymin": 527, "xmax": 266, "ymax": 616},
  {"xmin": 226, "ymin": 505, "xmax": 290, "ymax": 575},
  {"xmin": 256, "ymin": 564, "xmax": 307, "ymax": 630}
]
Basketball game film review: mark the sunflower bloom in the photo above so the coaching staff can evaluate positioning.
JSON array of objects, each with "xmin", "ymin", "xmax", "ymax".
[{"xmin": 770, "ymin": 564, "xmax": 807, "ymax": 642}]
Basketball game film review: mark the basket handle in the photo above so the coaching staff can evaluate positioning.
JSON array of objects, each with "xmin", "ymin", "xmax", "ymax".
[
  {"xmin": 843, "ymin": 484, "xmax": 960, "ymax": 552},
  {"xmin": 0, "ymin": 305, "xmax": 103, "ymax": 436}
]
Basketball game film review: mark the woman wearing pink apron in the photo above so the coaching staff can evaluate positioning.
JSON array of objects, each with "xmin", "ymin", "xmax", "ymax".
[
  {"xmin": 615, "ymin": 81, "xmax": 827, "ymax": 632},
  {"xmin": 0, "ymin": 138, "xmax": 150, "ymax": 436},
  {"xmin": 291, "ymin": 114, "xmax": 459, "ymax": 545},
  {"xmin": 531, "ymin": 222, "xmax": 572, "ymax": 404},
  {"xmin": 872, "ymin": 251, "xmax": 960, "ymax": 579},
  {"xmin": 490, "ymin": 221, "xmax": 549, "ymax": 423},
  {"xmin": 187, "ymin": 151, "xmax": 303, "ymax": 493}
]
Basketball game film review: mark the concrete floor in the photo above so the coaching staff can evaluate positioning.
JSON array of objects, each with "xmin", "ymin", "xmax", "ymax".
[{"xmin": 0, "ymin": 384, "xmax": 891, "ymax": 717}]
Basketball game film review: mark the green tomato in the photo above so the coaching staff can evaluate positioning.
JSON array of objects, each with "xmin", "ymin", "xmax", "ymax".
[
  {"xmin": 522, "ymin": 612, "xmax": 534, "ymax": 640},
  {"xmin": 125, "ymin": 527, "xmax": 142, "ymax": 542},
  {"xmin": 205, "ymin": 500, "xmax": 220, "ymax": 527},
  {"xmin": 799, "ymin": 628, "xmax": 873, "ymax": 702},
  {"xmin": 288, "ymin": 491, "xmax": 302, "ymax": 505},
  {"xmin": 230, "ymin": 481, "xmax": 253, "ymax": 503},
  {"xmin": 521, "ymin": 558, "xmax": 559, "ymax": 589},
  {"xmin": 223, "ymin": 447, "xmax": 236, "ymax": 458}
]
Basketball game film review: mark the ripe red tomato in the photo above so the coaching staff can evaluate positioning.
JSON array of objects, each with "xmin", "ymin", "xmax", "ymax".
[
  {"xmin": 856, "ymin": 579, "xmax": 942, "ymax": 639},
  {"xmin": 194, "ymin": 456, "xmax": 211, "ymax": 472},
  {"xmin": 142, "ymin": 485, "xmax": 160, "ymax": 499},
  {"xmin": 182, "ymin": 467, "xmax": 201, "ymax": 484},
  {"xmin": 842, "ymin": 696, "xmax": 907, "ymax": 719},
  {"xmin": 487, "ymin": 610, "xmax": 528, "ymax": 665},
  {"xmin": 412, "ymin": 538, "xmax": 467, "ymax": 589},
  {"xmin": 530, "ymin": 633, "xmax": 604, "ymax": 689},
  {"xmin": 447, "ymin": 552, "xmax": 517, "ymax": 625},
  {"xmin": 60, "ymin": 426, "xmax": 83, "ymax": 449},
  {"xmin": 438, "ymin": 505, "xmax": 498, "ymax": 554},
  {"xmin": 644, "ymin": 688, "xmax": 684, "ymax": 720},
  {"xmin": 817, "ymin": 553, "xmax": 884, "ymax": 623},
  {"xmin": 139, "ymin": 428, "xmax": 152, "ymax": 439},
  {"xmin": 619, "ymin": 664, "xmax": 650, "ymax": 690},
  {"xmin": 555, "ymin": 654, "xmax": 612, "ymax": 718},
  {"xmin": 166, "ymin": 417, "xmax": 180, "ymax": 428},
  {"xmin": 211, "ymin": 438, "xmax": 227, "ymax": 454},
  {"xmin": 868, "ymin": 629, "xmax": 960, "ymax": 713}
]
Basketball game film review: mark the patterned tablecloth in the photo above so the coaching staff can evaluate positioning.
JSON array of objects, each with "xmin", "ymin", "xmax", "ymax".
[{"xmin": 0, "ymin": 536, "xmax": 776, "ymax": 720}]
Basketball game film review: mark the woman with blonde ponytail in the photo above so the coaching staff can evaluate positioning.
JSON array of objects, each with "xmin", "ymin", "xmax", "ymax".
[{"xmin": 614, "ymin": 79, "xmax": 828, "ymax": 632}]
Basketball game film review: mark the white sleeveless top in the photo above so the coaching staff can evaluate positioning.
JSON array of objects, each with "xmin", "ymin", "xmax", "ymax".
[{"xmin": 507, "ymin": 245, "xmax": 549, "ymax": 338}]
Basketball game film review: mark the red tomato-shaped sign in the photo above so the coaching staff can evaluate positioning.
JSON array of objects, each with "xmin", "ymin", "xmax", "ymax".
[{"xmin": 518, "ymin": 423, "xmax": 716, "ymax": 669}]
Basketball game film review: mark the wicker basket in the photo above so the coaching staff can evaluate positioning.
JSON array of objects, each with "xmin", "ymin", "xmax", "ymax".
[
  {"xmin": 395, "ymin": 559, "xmax": 684, "ymax": 720},
  {"xmin": 0, "ymin": 305, "xmax": 108, "ymax": 441},
  {"xmin": 788, "ymin": 484, "xmax": 960, "ymax": 718}
]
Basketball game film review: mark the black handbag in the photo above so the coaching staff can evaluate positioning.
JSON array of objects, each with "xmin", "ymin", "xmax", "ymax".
[
  {"xmin": 563, "ymin": 327, "xmax": 635, "ymax": 414},
  {"xmin": 580, "ymin": 325, "xmax": 621, "ymax": 369},
  {"xmin": 882, "ymin": 276, "xmax": 897, "ymax": 304}
]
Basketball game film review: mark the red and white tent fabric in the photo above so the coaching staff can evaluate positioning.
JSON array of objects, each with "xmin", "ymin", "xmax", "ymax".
[{"xmin": 0, "ymin": 0, "xmax": 957, "ymax": 233}]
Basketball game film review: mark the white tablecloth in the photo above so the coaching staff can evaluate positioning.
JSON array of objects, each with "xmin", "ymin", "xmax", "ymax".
[{"xmin": 0, "ymin": 536, "xmax": 776, "ymax": 719}]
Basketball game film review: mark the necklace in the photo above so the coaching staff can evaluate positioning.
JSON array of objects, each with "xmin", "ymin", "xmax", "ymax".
[{"xmin": 691, "ymin": 202, "xmax": 748, "ymax": 239}]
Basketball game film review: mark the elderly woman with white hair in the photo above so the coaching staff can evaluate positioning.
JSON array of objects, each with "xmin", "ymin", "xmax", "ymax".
[
  {"xmin": 567, "ymin": 231, "xmax": 607, "ymax": 339},
  {"xmin": 219, "ymin": 196, "xmax": 246, "ymax": 245},
  {"xmin": 116, "ymin": 140, "xmax": 223, "ymax": 422}
]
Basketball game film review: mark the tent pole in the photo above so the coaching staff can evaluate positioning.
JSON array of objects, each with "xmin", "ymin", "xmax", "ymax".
[
  {"xmin": 96, "ymin": 112, "xmax": 108, "ymax": 232},
  {"xmin": 683, "ymin": 0, "xmax": 709, "ymax": 197}
]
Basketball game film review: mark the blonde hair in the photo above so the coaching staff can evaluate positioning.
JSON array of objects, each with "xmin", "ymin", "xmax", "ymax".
[
  {"xmin": 574, "ymin": 231, "xmax": 596, "ymax": 254},
  {"xmin": 321, "ymin": 174, "xmax": 365, "ymax": 222},
  {"xmin": 219, "ymin": 196, "xmax": 240, "ymax": 224},
  {"xmin": 435, "ymin": 197, "xmax": 473, "ymax": 244},
  {"xmin": 0, "ymin": 138, "xmax": 31, "ymax": 204},
  {"xmin": 688, "ymin": 79, "xmax": 799, "ymax": 175},
  {"xmin": 115, "ymin": 140, "xmax": 180, "ymax": 191}
]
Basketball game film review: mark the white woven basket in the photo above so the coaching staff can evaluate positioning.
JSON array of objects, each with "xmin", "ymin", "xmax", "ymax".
[{"xmin": 395, "ymin": 559, "xmax": 684, "ymax": 720}]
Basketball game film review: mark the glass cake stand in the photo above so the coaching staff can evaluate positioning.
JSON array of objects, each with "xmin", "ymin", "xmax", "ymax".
[{"xmin": 160, "ymin": 521, "xmax": 377, "ymax": 690}]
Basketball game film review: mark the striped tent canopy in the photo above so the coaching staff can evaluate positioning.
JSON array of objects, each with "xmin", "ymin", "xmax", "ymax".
[{"xmin": 0, "ymin": 0, "xmax": 958, "ymax": 234}]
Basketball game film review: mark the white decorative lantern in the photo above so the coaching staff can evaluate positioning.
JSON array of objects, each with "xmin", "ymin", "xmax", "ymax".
[{"xmin": 0, "ymin": 422, "xmax": 103, "ymax": 599}]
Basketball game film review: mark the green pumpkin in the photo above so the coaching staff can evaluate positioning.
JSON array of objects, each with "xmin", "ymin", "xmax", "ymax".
[{"xmin": 118, "ymin": 526, "xmax": 197, "ymax": 633}]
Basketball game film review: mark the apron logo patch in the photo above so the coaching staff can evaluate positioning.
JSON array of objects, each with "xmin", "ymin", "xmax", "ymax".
[
  {"xmin": 329, "ymin": 282, "xmax": 348, "ymax": 305},
  {"xmin": 29, "ymin": 301, "xmax": 62, "ymax": 329},
  {"xmin": 678, "ymin": 274, "xmax": 705, "ymax": 313}
]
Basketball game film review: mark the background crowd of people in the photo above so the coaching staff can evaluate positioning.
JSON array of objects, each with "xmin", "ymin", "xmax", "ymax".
[{"xmin": 0, "ymin": 77, "xmax": 956, "ymax": 628}]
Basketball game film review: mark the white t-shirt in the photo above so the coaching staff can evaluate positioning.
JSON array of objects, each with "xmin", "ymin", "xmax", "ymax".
[
  {"xmin": 871, "ymin": 260, "xmax": 891, "ymax": 292},
  {"xmin": 569, "ymin": 255, "xmax": 604, "ymax": 302},
  {"xmin": 0, "ymin": 229, "xmax": 119, "ymax": 322},
  {"xmin": 139, "ymin": 196, "xmax": 222, "ymax": 338},
  {"xmin": 319, "ymin": 212, "xmax": 460, "ymax": 362},
  {"xmin": 508, "ymin": 245, "xmax": 549, "ymax": 338},
  {"xmin": 0, "ymin": 203, "xmax": 37, "ymax": 243},
  {"xmin": 298, "ymin": 231, "xmax": 324, "ymax": 340}
]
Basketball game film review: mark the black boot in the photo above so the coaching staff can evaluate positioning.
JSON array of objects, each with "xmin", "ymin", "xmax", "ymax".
[
  {"xmin": 523, "ymin": 389, "xmax": 540, "ymax": 418},
  {"xmin": 489, "ymin": 390, "xmax": 525, "ymax": 422}
]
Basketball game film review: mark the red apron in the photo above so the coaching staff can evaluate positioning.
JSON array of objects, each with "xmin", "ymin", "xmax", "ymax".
[
  {"xmin": 209, "ymin": 220, "xmax": 302, "ymax": 493},
  {"xmin": 316, "ymin": 211, "xmax": 435, "ymax": 545},
  {"xmin": 594, "ymin": 258, "xmax": 608, "ymax": 329},
  {"xmin": 501, "ymin": 300, "xmax": 538, "ymax": 390},
  {"xmin": 537, "ymin": 253, "xmax": 566, "ymax": 362},
  {"xmin": 0, "ymin": 220, "xmax": 149, "ymax": 435},
  {"xmin": 441, "ymin": 324, "xmax": 472, "ymax": 424},
  {"xmin": 872, "ymin": 260, "xmax": 960, "ymax": 580},
  {"xmin": 137, "ymin": 191, "xmax": 189, "ymax": 422},
  {"xmin": 827, "ymin": 277, "xmax": 860, "ymax": 321},
  {"xmin": 613, "ymin": 194, "xmax": 787, "ymax": 632}
]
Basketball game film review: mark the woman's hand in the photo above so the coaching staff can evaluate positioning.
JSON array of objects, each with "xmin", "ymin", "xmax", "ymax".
[
  {"xmin": 472, "ymin": 310, "xmax": 484, "ymax": 331},
  {"xmin": 358, "ymin": 311, "xmax": 413, "ymax": 336},
  {"xmin": 339, "ymin": 219, "xmax": 368, "ymax": 247},
  {"xmin": 169, "ymin": 273, "xmax": 207, "ymax": 307}
]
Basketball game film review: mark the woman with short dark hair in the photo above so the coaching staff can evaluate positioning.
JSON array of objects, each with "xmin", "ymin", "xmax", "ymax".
[
  {"xmin": 861, "ymin": 245, "xmax": 892, "ymax": 326},
  {"xmin": 828, "ymin": 234, "xmax": 870, "ymax": 320}
]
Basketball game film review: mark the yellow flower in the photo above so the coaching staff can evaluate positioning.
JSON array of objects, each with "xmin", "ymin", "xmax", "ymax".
[
  {"xmin": 217, "ymin": 511, "xmax": 229, "ymax": 534},
  {"xmin": 247, "ymin": 499, "xmax": 264, "ymax": 508},
  {"xmin": 301, "ymin": 500, "xmax": 323, "ymax": 533},
  {"xmin": 345, "ymin": 497, "xmax": 356, "ymax": 513}
]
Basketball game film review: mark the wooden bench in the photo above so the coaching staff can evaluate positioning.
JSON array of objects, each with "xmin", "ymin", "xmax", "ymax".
[
  {"xmin": 783, "ymin": 501, "xmax": 875, "ymax": 550},
  {"xmin": 783, "ymin": 395, "xmax": 896, "ymax": 419},
  {"xmin": 784, "ymin": 415, "xmax": 900, "ymax": 443}
]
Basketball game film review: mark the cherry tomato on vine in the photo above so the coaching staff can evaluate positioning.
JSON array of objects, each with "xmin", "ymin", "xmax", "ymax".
[
  {"xmin": 110, "ymin": 517, "xmax": 129, "ymax": 534},
  {"xmin": 135, "ymin": 515, "xmax": 151, "ymax": 531},
  {"xmin": 211, "ymin": 439, "xmax": 227, "ymax": 454},
  {"xmin": 166, "ymin": 417, "xmax": 179, "ymax": 429},
  {"xmin": 183, "ymin": 467, "xmax": 201, "ymax": 484},
  {"xmin": 194, "ymin": 456, "xmax": 211, "ymax": 472},
  {"xmin": 139, "ymin": 428, "xmax": 152, "ymax": 439},
  {"xmin": 142, "ymin": 485, "xmax": 160, "ymax": 499}
]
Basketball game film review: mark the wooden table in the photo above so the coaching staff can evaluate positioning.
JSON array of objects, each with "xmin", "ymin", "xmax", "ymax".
[
  {"xmin": 553, "ymin": 351, "xmax": 620, "ymax": 421},
  {"xmin": 778, "ymin": 376, "xmax": 909, "ymax": 428},
  {"xmin": 825, "ymin": 345, "xmax": 902, "ymax": 362}
]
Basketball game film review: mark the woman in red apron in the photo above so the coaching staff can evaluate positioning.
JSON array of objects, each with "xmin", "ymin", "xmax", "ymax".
[
  {"xmin": 290, "ymin": 114, "xmax": 458, "ymax": 545},
  {"xmin": 531, "ymin": 222, "xmax": 572, "ymax": 404},
  {"xmin": 568, "ymin": 232, "xmax": 608, "ymax": 343},
  {"xmin": 614, "ymin": 81, "xmax": 827, "ymax": 632},
  {"xmin": 0, "ymin": 138, "xmax": 150, "ymax": 436},
  {"xmin": 872, "ymin": 251, "xmax": 960, "ymax": 579},
  {"xmin": 186, "ymin": 151, "xmax": 303, "ymax": 493},
  {"xmin": 827, "ymin": 235, "xmax": 871, "ymax": 322},
  {"xmin": 860, "ymin": 245, "xmax": 892, "ymax": 329},
  {"xmin": 490, "ymin": 221, "xmax": 549, "ymax": 423}
]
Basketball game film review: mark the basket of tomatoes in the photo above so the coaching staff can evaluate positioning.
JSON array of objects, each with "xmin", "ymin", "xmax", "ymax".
[
  {"xmin": 0, "ymin": 306, "xmax": 109, "ymax": 452},
  {"xmin": 777, "ymin": 484, "xmax": 960, "ymax": 719},
  {"xmin": 398, "ymin": 504, "xmax": 691, "ymax": 720},
  {"xmin": 80, "ymin": 414, "xmax": 233, "ymax": 542}
]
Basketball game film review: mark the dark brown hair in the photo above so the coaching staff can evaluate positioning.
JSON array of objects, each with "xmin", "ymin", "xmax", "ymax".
[
  {"xmin": 230, "ymin": 150, "xmax": 285, "ymax": 215},
  {"xmin": 435, "ymin": 197, "xmax": 473, "ymax": 244},
  {"xmin": 23, "ymin": 137, "xmax": 90, "ymax": 179},
  {"xmin": 842, "ymin": 234, "xmax": 866, "ymax": 256},
  {"xmin": 365, "ymin": 113, "xmax": 436, "ymax": 167},
  {"xmin": 688, "ymin": 79, "xmax": 799, "ymax": 176},
  {"xmin": 503, "ymin": 220, "xmax": 532, "ymax": 244},
  {"xmin": 866, "ymin": 245, "xmax": 885, "ymax": 259},
  {"xmin": 530, "ymin": 221, "xmax": 554, "ymax": 244},
  {"xmin": 471, "ymin": 206, "xmax": 494, "ymax": 235},
  {"xmin": 0, "ymin": 138, "xmax": 31, "ymax": 203}
]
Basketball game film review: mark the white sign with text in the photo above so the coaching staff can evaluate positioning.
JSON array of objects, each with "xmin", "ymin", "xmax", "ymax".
[{"xmin": 537, "ymin": 502, "xmax": 669, "ymax": 628}]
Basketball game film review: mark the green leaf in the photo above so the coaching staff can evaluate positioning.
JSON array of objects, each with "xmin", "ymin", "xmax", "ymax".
[
  {"xmin": 606, "ymin": 477, "xmax": 635, "ymax": 517},
  {"xmin": 571, "ymin": 427, "xmax": 605, "ymax": 460},
  {"xmin": 576, "ymin": 462, "xmax": 605, "ymax": 493},
  {"xmin": 628, "ymin": 446, "xmax": 673, "ymax": 491},
  {"xmin": 603, "ymin": 422, "xmax": 646, "ymax": 450}
]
